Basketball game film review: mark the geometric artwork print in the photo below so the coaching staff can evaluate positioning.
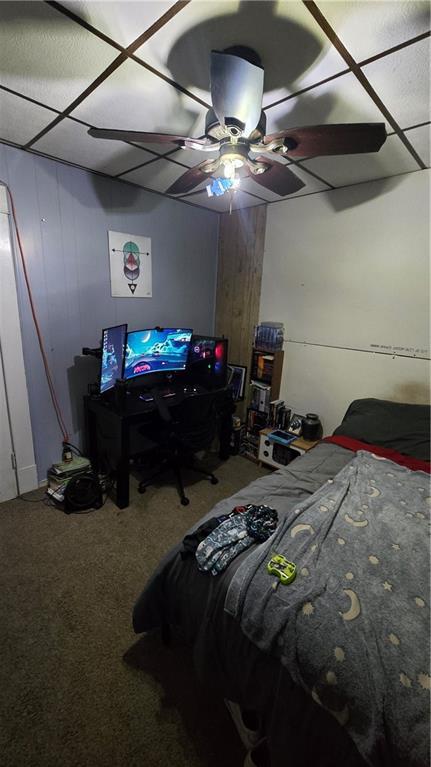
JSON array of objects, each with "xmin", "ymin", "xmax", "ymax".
[{"xmin": 108, "ymin": 230, "xmax": 152, "ymax": 297}]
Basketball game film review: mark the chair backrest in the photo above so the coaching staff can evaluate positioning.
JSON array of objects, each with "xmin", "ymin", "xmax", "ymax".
[{"xmin": 171, "ymin": 391, "xmax": 218, "ymax": 453}]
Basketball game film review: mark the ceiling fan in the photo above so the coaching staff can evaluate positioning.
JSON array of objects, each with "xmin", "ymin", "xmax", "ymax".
[{"xmin": 88, "ymin": 46, "xmax": 387, "ymax": 197}]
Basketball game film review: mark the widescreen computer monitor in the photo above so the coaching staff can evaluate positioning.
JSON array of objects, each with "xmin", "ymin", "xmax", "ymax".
[
  {"xmin": 99, "ymin": 323, "xmax": 127, "ymax": 394},
  {"xmin": 123, "ymin": 327, "xmax": 193, "ymax": 382}
]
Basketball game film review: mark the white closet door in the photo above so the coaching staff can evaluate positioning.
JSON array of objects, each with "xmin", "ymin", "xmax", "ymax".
[
  {"xmin": 0, "ymin": 185, "xmax": 37, "ymax": 500},
  {"xmin": 0, "ymin": 353, "xmax": 17, "ymax": 501}
]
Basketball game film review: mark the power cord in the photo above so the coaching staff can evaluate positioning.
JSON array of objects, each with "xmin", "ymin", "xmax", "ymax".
[{"xmin": 17, "ymin": 490, "xmax": 48, "ymax": 503}]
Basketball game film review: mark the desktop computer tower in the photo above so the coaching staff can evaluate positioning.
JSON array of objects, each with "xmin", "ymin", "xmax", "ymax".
[{"xmin": 187, "ymin": 335, "xmax": 228, "ymax": 389}]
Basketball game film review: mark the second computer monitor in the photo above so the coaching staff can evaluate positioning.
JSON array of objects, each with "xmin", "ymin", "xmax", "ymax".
[
  {"xmin": 123, "ymin": 327, "xmax": 192, "ymax": 382},
  {"xmin": 100, "ymin": 323, "xmax": 127, "ymax": 394}
]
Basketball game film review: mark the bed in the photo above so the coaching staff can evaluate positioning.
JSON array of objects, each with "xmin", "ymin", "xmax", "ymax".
[{"xmin": 132, "ymin": 398, "xmax": 430, "ymax": 767}]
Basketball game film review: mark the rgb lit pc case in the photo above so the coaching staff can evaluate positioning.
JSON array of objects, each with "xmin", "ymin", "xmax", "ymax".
[{"xmin": 187, "ymin": 335, "xmax": 228, "ymax": 390}]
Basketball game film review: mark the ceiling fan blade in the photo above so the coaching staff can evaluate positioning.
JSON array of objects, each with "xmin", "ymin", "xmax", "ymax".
[
  {"xmin": 166, "ymin": 161, "xmax": 217, "ymax": 195},
  {"xmin": 249, "ymin": 157, "xmax": 305, "ymax": 196},
  {"xmin": 263, "ymin": 123, "xmax": 386, "ymax": 159},
  {"xmin": 88, "ymin": 127, "xmax": 214, "ymax": 149},
  {"xmin": 210, "ymin": 49, "xmax": 264, "ymax": 137}
]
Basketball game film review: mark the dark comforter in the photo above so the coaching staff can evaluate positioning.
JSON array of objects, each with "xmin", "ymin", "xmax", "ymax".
[
  {"xmin": 133, "ymin": 399, "xmax": 431, "ymax": 767},
  {"xmin": 134, "ymin": 443, "xmax": 371, "ymax": 767}
]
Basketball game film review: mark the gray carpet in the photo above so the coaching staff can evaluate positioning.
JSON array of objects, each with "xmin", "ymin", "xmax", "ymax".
[{"xmin": 0, "ymin": 455, "xmax": 269, "ymax": 767}]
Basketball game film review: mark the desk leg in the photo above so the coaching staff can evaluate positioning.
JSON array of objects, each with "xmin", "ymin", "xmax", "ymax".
[
  {"xmin": 115, "ymin": 455, "xmax": 130, "ymax": 509},
  {"xmin": 218, "ymin": 397, "xmax": 234, "ymax": 460},
  {"xmin": 114, "ymin": 420, "xmax": 130, "ymax": 509},
  {"xmin": 84, "ymin": 404, "xmax": 99, "ymax": 471}
]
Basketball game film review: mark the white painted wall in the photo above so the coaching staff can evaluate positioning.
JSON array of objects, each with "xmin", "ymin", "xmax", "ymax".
[{"xmin": 260, "ymin": 170, "xmax": 430, "ymax": 435}]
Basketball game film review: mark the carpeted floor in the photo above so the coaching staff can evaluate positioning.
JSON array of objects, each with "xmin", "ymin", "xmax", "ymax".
[{"xmin": 0, "ymin": 455, "xmax": 269, "ymax": 767}]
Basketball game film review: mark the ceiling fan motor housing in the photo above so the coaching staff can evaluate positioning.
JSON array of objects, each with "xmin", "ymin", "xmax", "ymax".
[
  {"xmin": 205, "ymin": 107, "xmax": 266, "ymax": 142},
  {"xmin": 210, "ymin": 49, "xmax": 265, "ymax": 138}
]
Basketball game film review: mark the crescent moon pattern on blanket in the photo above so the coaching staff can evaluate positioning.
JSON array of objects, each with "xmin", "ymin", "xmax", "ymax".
[
  {"xmin": 368, "ymin": 486, "xmax": 381, "ymax": 498},
  {"xmin": 291, "ymin": 523, "xmax": 314, "ymax": 538},
  {"xmin": 339, "ymin": 589, "xmax": 361, "ymax": 621},
  {"xmin": 344, "ymin": 514, "xmax": 368, "ymax": 528}
]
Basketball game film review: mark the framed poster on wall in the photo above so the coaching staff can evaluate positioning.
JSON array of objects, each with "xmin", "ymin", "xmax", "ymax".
[
  {"xmin": 108, "ymin": 230, "xmax": 152, "ymax": 297},
  {"xmin": 228, "ymin": 364, "xmax": 247, "ymax": 401}
]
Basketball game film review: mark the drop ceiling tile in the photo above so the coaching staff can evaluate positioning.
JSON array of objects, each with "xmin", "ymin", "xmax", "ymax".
[
  {"xmin": 239, "ymin": 162, "xmax": 330, "ymax": 202},
  {"xmin": 0, "ymin": 1, "xmax": 117, "ymax": 111},
  {"xmin": 71, "ymin": 59, "xmax": 201, "ymax": 154},
  {"xmin": 133, "ymin": 0, "xmax": 346, "ymax": 110},
  {"xmin": 362, "ymin": 38, "xmax": 430, "ymax": 130},
  {"xmin": 265, "ymin": 72, "xmax": 389, "ymax": 138},
  {"xmin": 61, "ymin": 1, "xmax": 173, "ymax": 48},
  {"xmin": 155, "ymin": 105, "xmax": 216, "ymax": 166},
  {"xmin": 404, "ymin": 124, "xmax": 431, "ymax": 167},
  {"xmin": 120, "ymin": 157, "xmax": 210, "ymax": 195},
  {"xmin": 182, "ymin": 189, "xmax": 265, "ymax": 212},
  {"xmin": 163, "ymin": 145, "xmax": 220, "ymax": 168},
  {"xmin": 315, "ymin": 1, "xmax": 430, "ymax": 63},
  {"xmin": 31, "ymin": 118, "xmax": 156, "ymax": 174},
  {"xmin": 301, "ymin": 134, "xmax": 420, "ymax": 186},
  {"xmin": 0, "ymin": 90, "xmax": 56, "ymax": 145}
]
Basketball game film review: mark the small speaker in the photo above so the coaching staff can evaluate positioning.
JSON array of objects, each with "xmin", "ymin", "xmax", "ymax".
[{"xmin": 187, "ymin": 335, "xmax": 228, "ymax": 389}]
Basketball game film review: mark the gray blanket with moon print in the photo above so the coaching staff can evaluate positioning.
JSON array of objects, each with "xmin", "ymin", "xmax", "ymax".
[{"xmin": 225, "ymin": 451, "xmax": 430, "ymax": 767}]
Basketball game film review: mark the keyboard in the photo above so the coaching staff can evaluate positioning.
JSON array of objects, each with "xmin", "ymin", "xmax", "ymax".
[{"xmin": 138, "ymin": 383, "xmax": 205, "ymax": 405}]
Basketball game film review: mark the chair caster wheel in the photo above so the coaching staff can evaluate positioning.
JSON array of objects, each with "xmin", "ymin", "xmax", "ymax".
[
  {"xmin": 210, "ymin": 477, "xmax": 218, "ymax": 485},
  {"xmin": 181, "ymin": 497, "xmax": 190, "ymax": 506},
  {"xmin": 138, "ymin": 485, "xmax": 146, "ymax": 494}
]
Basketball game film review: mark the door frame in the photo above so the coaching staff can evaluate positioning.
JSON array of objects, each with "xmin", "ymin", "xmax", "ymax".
[{"xmin": 0, "ymin": 185, "xmax": 37, "ymax": 497}]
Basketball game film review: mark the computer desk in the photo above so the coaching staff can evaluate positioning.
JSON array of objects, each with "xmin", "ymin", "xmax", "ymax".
[{"xmin": 84, "ymin": 384, "xmax": 234, "ymax": 509}]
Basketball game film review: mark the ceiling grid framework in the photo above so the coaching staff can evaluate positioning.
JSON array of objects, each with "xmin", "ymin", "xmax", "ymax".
[{"xmin": 0, "ymin": 0, "xmax": 428, "ymax": 213}]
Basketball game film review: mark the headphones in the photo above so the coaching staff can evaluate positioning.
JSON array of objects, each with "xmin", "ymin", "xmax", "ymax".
[{"xmin": 64, "ymin": 473, "xmax": 103, "ymax": 513}]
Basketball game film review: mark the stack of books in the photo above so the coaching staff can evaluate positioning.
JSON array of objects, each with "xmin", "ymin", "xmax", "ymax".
[
  {"xmin": 50, "ymin": 455, "xmax": 91, "ymax": 478},
  {"xmin": 251, "ymin": 351, "xmax": 274, "ymax": 382},
  {"xmin": 240, "ymin": 430, "xmax": 260, "ymax": 461}
]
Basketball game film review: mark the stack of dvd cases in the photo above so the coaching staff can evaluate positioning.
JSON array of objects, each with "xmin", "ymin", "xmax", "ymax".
[{"xmin": 254, "ymin": 322, "xmax": 284, "ymax": 352}]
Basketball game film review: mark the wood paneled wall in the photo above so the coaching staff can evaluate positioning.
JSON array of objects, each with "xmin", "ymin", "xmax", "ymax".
[{"xmin": 215, "ymin": 204, "xmax": 267, "ymax": 417}]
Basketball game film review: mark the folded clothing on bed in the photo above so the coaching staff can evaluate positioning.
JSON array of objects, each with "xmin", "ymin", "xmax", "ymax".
[
  {"xmin": 180, "ymin": 515, "xmax": 229, "ymax": 559},
  {"xmin": 196, "ymin": 505, "xmax": 278, "ymax": 575}
]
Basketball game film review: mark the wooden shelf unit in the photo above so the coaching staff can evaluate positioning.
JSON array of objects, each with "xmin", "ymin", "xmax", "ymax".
[
  {"xmin": 250, "ymin": 348, "xmax": 284, "ymax": 398},
  {"xmin": 243, "ymin": 348, "xmax": 285, "ymax": 461}
]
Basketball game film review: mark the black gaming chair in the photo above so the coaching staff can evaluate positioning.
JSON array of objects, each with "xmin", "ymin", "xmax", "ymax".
[{"xmin": 138, "ymin": 390, "xmax": 219, "ymax": 506}]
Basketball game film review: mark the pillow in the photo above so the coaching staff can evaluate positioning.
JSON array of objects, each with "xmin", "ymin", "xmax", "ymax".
[{"xmin": 333, "ymin": 398, "xmax": 430, "ymax": 461}]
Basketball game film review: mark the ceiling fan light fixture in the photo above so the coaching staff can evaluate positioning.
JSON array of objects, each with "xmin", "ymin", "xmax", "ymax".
[
  {"xmin": 222, "ymin": 157, "xmax": 244, "ymax": 178},
  {"xmin": 223, "ymin": 160, "xmax": 235, "ymax": 179}
]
